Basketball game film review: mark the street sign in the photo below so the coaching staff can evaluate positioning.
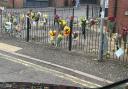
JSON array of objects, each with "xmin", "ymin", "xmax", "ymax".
[
  {"xmin": 0, "ymin": 7, "xmax": 4, "ymax": 15},
  {"xmin": 0, "ymin": 7, "xmax": 4, "ymax": 10},
  {"xmin": 101, "ymin": 11, "xmax": 105, "ymax": 18},
  {"xmin": 100, "ymin": 0, "xmax": 109, "ymax": 8}
]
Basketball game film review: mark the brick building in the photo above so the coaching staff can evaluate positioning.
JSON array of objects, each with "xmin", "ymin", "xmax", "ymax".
[
  {"xmin": 50, "ymin": 0, "xmax": 99, "ymax": 7},
  {"xmin": 108, "ymin": 0, "xmax": 128, "ymax": 26},
  {"xmin": 49, "ymin": 0, "xmax": 72, "ymax": 7},
  {"xmin": 9, "ymin": 0, "xmax": 24, "ymax": 8},
  {"xmin": 0, "ymin": 0, "xmax": 24, "ymax": 8},
  {"xmin": 0, "ymin": 0, "xmax": 99, "ymax": 8}
]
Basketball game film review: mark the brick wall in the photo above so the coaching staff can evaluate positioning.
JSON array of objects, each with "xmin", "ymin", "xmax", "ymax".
[
  {"xmin": 109, "ymin": 0, "xmax": 128, "ymax": 27},
  {"xmin": 51, "ymin": 0, "xmax": 72, "ymax": 7},
  {"xmin": 55, "ymin": 0, "xmax": 64, "ymax": 7},
  {"xmin": 14, "ymin": 0, "xmax": 24, "ymax": 8},
  {"xmin": 8, "ymin": 0, "xmax": 13, "ymax": 8},
  {"xmin": 8, "ymin": 0, "xmax": 24, "ymax": 8}
]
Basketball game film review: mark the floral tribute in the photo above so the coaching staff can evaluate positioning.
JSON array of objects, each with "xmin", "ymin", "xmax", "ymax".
[
  {"xmin": 63, "ymin": 26, "xmax": 71, "ymax": 37},
  {"xmin": 48, "ymin": 30, "xmax": 57, "ymax": 45},
  {"xmin": 56, "ymin": 32, "xmax": 63, "ymax": 47},
  {"xmin": 107, "ymin": 16, "xmax": 116, "ymax": 37},
  {"xmin": 3, "ymin": 12, "xmax": 20, "ymax": 33}
]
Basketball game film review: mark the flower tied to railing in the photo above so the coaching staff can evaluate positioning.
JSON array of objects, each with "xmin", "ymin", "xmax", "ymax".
[
  {"xmin": 31, "ymin": 12, "xmax": 41, "ymax": 22},
  {"xmin": 58, "ymin": 19, "xmax": 67, "ymax": 32},
  {"xmin": 63, "ymin": 26, "xmax": 71, "ymax": 37},
  {"xmin": 88, "ymin": 18, "xmax": 99, "ymax": 27},
  {"xmin": 120, "ymin": 26, "xmax": 128, "ymax": 41},
  {"xmin": 56, "ymin": 32, "xmax": 63, "ymax": 47},
  {"xmin": 49, "ymin": 30, "xmax": 57, "ymax": 37},
  {"xmin": 4, "ymin": 12, "xmax": 19, "ymax": 33},
  {"xmin": 59, "ymin": 19, "xmax": 67, "ymax": 27},
  {"xmin": 54, "ymin": 14, "xmax": 60, "ymax": 20},
  {"xmin": 107, "ymin": 16, "xmax": 116, "ymax": 36},
  {"xmin": 48, "ymin": 30, "xmax": 57, "ymax": 45},
  {"xmin": 80, "ymin": 17, "xmax": 86, "ymax": 37},
  {"xmin": 4, "ymin": 22, "xmax": 12, "ymax": 32},
  {"xmin": 73, "ymin": 31, "xmax": 79, "ymax": 40},
  {"xmin": 42, "ymin": 14, "xmax": 48, "ymax": 25},
  {"xmin": 80, "ymin": 17, "xmax": 86, "ymax": 27},
  {"xmin": 54, "ymin": 14, "xmax": 60, "ymax": 25},
  {"xmin": 90, "ymin": 19, "xmax": 96, "ymax": 26},
  {"xmin": 20, "ymin": 14, "xmax": 25, "ymax": 24}
]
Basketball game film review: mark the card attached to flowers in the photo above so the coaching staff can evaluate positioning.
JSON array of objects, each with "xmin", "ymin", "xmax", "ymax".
[{"xmin": 115, "ymin": 48, "xmax": 124, "ymax": 58}]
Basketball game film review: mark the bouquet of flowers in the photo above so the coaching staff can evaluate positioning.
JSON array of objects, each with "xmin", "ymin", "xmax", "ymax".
[
  {"xmin": 4, "ymin": 22, "xmax": 12, "ymax": 33},
  {"xmin": 31, "ymin": 12, "xmax": 41, "ymax": 22},
  {"xmin": 107, "ymin": 16, "xmax": 116, "ymax": 34},
  {"xmin": 15, "ymin": 24, "xmax": 22, "ymax": 32},
  {"xmin": 54, "ymin": 15, "xmax": 60, "ymax": 23},
  {"xmin": 42, "ymin": 14, "xmax": 48, "ymax": 25},
  {"xmin": 59, "ymin": 19, "xmax": 67, "ymax": 26},
  {"xmin": 63, "ymin": 26, "xmax": 71, "ymax": 37},
  {"xmin": 48, "ymin": 30, "xmax": 57, "ymax": 45},
  {"xmin": 20, "ymin": 14, "xmax": 25, "ymax": 24},
  {"xmin": 90, "ymin": 19, "xmax": 96, "ymax": 26},
  {"xmin": 72, "ymin": 31, "xmax": 79, "ymax": 46},
  {"xmin": 56, "ymin": 33, "xmax": 63, "ymax": 47}
]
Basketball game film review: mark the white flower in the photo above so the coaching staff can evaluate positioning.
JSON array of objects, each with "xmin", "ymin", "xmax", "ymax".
[{"xmin": 37, "ymin": 12, "xmax": 42, "ymax": 16}]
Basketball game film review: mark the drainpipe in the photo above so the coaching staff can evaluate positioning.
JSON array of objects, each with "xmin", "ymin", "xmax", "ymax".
[
  {"xmin": 13, "ymin": 0, "xmax": 15, "ymax": 8},
  {"xmin": 114, "ymin": 0, "xmax": 118, "ymax": 17},
  {"xmin": 113, "ymin": 0, "xmax": 118, "ymax": 33}
]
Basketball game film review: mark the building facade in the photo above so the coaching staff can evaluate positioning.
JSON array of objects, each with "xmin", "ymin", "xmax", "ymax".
[
  {"xmin": 108, "ymin": 0, "xmax": 128, "ymax": 26},
  {"xmin": 24, "ymin": 0, "xmax": 49, "ymax": 8},
  {"xmin": 0, "ymin": 0, "xmax": 99, "ymax": 8}
]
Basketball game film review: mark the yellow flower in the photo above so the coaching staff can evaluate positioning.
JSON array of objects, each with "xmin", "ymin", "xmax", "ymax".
[
  {"xmin": 58, "ymin": 33, "xmax": 63, "ymax": 39},
  {"xmin": 63, "ymin": 26, "xmax": 70, "ymax": 36},
  {"xmin": 49, "ymin": 30, "xmax": 56, "ymax": 37},
  {"xmin": 43, "ymin": 14, "xmax": 48, "ymax": 18},
  {"xmin": 59, "ymin": 19, "xmax": 67, "ymax": 26}
]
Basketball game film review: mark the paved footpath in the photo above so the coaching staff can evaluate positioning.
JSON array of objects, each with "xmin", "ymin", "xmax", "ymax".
[
  {"xmin": 0, "ymin": 34, "xmax": 128, "ymax": 86},
  {"xmin": 0, "ymin": 36, "xmax": 128, "ymax": 88}
]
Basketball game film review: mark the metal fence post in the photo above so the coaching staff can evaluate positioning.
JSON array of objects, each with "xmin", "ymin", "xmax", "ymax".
[
  {"xmin": 0, "ymin": 7, "xmax": 4, "ymax": 33},
  {"xmin": 26, "ymin": 16, "xmax": 30, "ymax": 42},
  {"xmin": 92, "ymin": 5, "xmax": 94, "ymax": 18},
  {"xmin": 69, "ymin": 8, "xmax": 74, "ymax": 51},
  {"xmin": 0, "ymin": 9, "xmax": 2, "ymax": 33},
  {"xmin": 86, "ymin": 4, "xmax": 89, "ymax": 19},
  {"xmin": 54, "ymin": 8, "xmax": 56, "ymax": 25},
  {"xmin": 54, "ymin": 8, "xmax": 56, "ymax": 15},
  {"xmin": 98, "ymin": 0, "xmax": 106, "ymax": 61}
]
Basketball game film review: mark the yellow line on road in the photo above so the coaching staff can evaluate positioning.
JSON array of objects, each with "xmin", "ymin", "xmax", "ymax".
[
  {"xmin": 0, "ymin": 53, "xmax": 101, "ymax": 88},
  {"xmin": 0, "ymin": 43, "xmax": 22, "ymax": 52}
]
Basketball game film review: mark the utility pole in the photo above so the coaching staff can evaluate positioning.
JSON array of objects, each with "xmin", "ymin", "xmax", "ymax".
[{"xmin": 98, "ymin": 0, "xmax": 106, "ymax": 61}]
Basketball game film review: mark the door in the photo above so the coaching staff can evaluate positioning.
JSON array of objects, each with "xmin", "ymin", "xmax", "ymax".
[
  {"xmin": 25, "ymin": 0, "xmax": 48, "ymax": 8},
  {"xmin": 80, "ymin": 0, "xmax": 97, "ymax": 4}
]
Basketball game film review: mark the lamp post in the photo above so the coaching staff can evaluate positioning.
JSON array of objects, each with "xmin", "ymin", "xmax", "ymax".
[{"xmin": 98, "ymin": 0, "xmax": 106, "ymax": 61}]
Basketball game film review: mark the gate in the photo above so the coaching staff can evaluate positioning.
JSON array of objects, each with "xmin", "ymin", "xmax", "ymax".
[{"xmin": 0, "ymin": 5, "xmax": 128, "ymax": 63}]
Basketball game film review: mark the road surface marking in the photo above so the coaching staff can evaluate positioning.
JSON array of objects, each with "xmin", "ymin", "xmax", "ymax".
[
  {"xmin": 0, "ymin": 48, "xmax": 113, "ymax": 84},
  {"xmin": 0, "ymin": 43, "xmax": 22, "ymax": 52},
  {"xmin": 0, "ymin": 53, "xmax": 101, "ymax": 88}
]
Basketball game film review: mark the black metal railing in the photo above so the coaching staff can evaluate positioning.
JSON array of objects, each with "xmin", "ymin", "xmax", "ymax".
[{"xmin": 0, "ymin": 5, "xmax": 128, "ymax": 63}]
